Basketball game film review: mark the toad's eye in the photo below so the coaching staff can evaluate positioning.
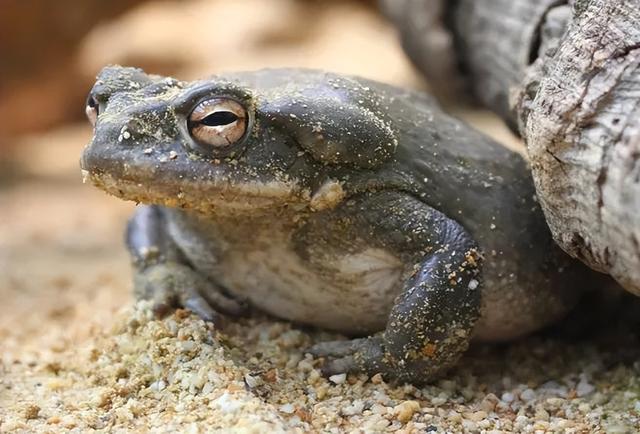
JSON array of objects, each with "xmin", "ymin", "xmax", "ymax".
[
  {"xmin": 85, "ymin": 94, "xmax": 99, "ymax": 126},
  {"xmin": 188, "ymin": 98, "xmax": 247, "ymax": 148}
]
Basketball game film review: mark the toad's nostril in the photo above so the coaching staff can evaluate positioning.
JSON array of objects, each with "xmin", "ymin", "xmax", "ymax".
[
  {"xmin": 85, "ymin": 94, "xmax": 99, "ymax": 126},
  {"xmin": 87, "ymin": 94, "xmax": 98, "ymax": 110}
]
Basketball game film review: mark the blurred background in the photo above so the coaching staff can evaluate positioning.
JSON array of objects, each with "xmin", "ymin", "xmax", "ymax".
[{"xmin": 0, "ymin": 0, "xmax": 518, "ymax": 365}]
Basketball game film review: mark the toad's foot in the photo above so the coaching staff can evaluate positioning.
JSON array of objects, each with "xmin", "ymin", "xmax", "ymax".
[
  {"xmin": 308, "ymin": 336, "xmax": 389, "ymax": 378},
  {"xmin": 134, "ymin": 262, "xmax": 248, "ymax": 324}
]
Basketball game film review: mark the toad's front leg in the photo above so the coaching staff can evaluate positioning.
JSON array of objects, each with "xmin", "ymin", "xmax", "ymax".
[
  {"xmin": 127, "ymin": 205, "xmax": 247, "ymax": 323},
  {"xmin": 309, "ymin": 192, "xmax": 482, "ymax": 384}
]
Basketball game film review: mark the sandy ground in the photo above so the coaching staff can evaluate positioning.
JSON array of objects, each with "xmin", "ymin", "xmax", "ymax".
[{"xmin": 1, "ymin": 1, "xmax": 640, "ymax": 432}]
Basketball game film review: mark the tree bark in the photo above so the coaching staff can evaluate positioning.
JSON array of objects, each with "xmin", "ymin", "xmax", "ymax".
[
  {"xmin": 382, "ymin": 0, "xmax": 640, "ymax": 295},
  {"xmin": 448, "ymin": 0, "xmax": 566, "ymax": 129}
]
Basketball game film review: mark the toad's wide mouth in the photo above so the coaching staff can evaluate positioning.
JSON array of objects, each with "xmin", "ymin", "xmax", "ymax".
[
  {"xmin": 80, "ymin": 141, "xmax": 312, "ymax": 215},
  {"xmin": 82, "ymin": 169, "xmax": 312, "ymax": 215}
]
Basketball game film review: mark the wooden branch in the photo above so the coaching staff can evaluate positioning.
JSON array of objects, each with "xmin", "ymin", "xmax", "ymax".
[
  {"xmin": 382, "ymin": 0, "xmax": 640, "ymax": 295},
  {"xmin": 448, "ymin": 0, "xmax": 565, "ymax": 129},
  {"xmin": 517, "ymin": 0, "xmax": 640, "ymax": 294}
]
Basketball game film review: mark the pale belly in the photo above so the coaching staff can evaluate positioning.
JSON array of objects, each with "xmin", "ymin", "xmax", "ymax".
[
  {"xmin": 220, "ymin": 246, "xmax": 405, "ymax": 335},
  {"xmin": 169, "ymin": 213, "xmax": 406, "ymax": 335},
  {"xmin": 165, "ymin": 210, "xmax": 581, "ymax": 342}
]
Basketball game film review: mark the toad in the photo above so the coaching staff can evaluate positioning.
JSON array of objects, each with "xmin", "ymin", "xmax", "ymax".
[{"xmin": 81, "ymin": 66, "xmax": 594, "ymax": 383}]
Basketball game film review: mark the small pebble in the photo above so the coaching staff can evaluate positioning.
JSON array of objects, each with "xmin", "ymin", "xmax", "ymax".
[
  {"xmin": 520, "ymin": 388, "xmax": 536, "ymax": 402},
  {"xmin": 462, "ymin": 419, "xmax": 477, "ymax": 431},
  {"xmin": 466, "ymin": 410, "xmax": 487, "ymax": 422},
  {"xmin": 500, "ymin": 392, "xmax": 515, "ymax": 403},
  {"xmin": 370, "ymin": 373, "xmax": 384, "ymax": 384},
  {"xmin": 431, "ymin": 397, "xmax": 447, "ymax": 406},
  {"xmin": 395, "ymin": 400, "xmax": 421, "ymax": 423},
  {"xmin": 243, "ymin": 374, "xmax": 260, "ymax": 389},
  {"xmin": 329, "ymin": 374, "xmax": 347, "ymax": 385},
  {"xmin": 342, "ymin": 400, "xmax": 365, "ymax": 416},
  {"xmin": 576, "ymin": 379, "xmax": 595, "ymax": 397},
  {"xmin": 279, "ymin": 403, "xmax": 295, "ymax": 414},
  {"xmin": 371, "ymin": 404, "xmax": 388, "ymax": 415},
  {"xmin": 23, "ymin": 404, "xmax": 40, "ymax": 420},
  {"xmin": 479, "ymin": 393, "xmax": 499, "ymax": 412}
]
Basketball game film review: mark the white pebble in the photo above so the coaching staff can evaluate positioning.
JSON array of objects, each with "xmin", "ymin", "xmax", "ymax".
[
  {"xmin": 371, "ymin": 404, "xmax": 388, "ymax": 415},
  {"xmin": 431, "ymin": 397, "xmax": 447, "ymax": 406},
  {"xmin": 342, "ymin": 400, "xmax": 365, "ymax": 416},
  {"xmin": 279, "ymin": 403, "xmax": 295, "ymax": 414},
  {"xmin": 462, "ymin": 420, "xmax": 477, "ymax": 431},
  {"xmin": 179, "ymin": 341, "xmax": 196, "ymax": 352},
  {"xmin": 501, "ymin": 392, "xmax": 515, "ymax": 403},
  {"xmin": 576, "ymin": 379, "xmax": 595, "ymax": 397},
  {"xmin": 297, "ymin": 358, "xmax": 314, "ymax": 373},
  {"xmin": 329, "ymin": 373, "xmax": 347, "ymax": 384},
  {"xmin": 150, "ymin": 380, "xmax": 166, "ymax": 391},
  {"xmin": 520, "ymin": 388, "xmax": 537, "ymax": 402},
  {"xmin": 214, "ymin": 392, "xmax": 243, "ymax": 414},
  {"xmin": 243, "ymin": 374, "xmax": 259, "ymax": 389}
]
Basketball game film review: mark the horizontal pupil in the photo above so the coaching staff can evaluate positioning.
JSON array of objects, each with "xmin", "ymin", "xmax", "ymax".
[{"xmin": 201, "ymin": 111, "xmax": 238, "ymax": 126}]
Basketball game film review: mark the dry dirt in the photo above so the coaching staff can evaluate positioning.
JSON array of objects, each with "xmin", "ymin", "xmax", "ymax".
[{"xmin": 1, "ymin": 1, "xmax": 639, "ymax": 433}]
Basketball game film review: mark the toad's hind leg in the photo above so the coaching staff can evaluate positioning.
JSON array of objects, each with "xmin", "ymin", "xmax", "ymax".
[
  {"xmin": 308, "ymin": 192, "xmax": 482, "ymax": 384},
  {"xmin": 127, "ymin": 205, "xmax": 246, "ymax": 322}
]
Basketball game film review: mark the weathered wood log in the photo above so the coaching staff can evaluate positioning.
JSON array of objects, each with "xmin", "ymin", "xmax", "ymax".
[{"xmin": 382, "ymin": 0, "xmax": 640, "ymax": 295}]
